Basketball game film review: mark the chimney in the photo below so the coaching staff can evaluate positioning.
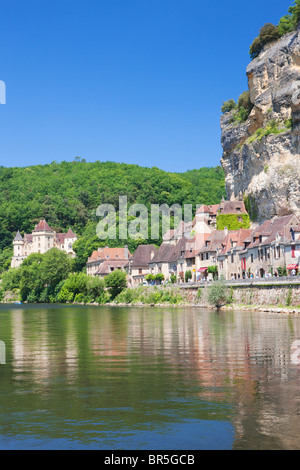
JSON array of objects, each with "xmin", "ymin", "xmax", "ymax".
[
  {"xmin": 124, "ymin": 245, "xmax": 129, "ymax": 259},
  {"xmin": 224, "ymin": 227, "xmax": 228, "ymax": 236}
]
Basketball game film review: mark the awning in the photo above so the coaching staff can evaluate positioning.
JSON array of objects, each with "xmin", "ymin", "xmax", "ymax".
[
  {"xmin": 197, "ymin": 267, "xmax": 208, "ymax": 272},
  {"xmin": 287, "ymin": 264, "xmax": 299, "ymax": 270}
]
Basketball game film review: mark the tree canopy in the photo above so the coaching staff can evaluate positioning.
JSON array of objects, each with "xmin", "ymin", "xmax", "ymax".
[{"xmin": 0, "ymin": 160, "xmax": 226, "ymax": 272}]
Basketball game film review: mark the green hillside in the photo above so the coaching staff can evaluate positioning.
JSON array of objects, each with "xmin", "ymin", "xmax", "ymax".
[{"xmin": 0, "ymin": 159, "xmax": 225, "ymax": 272}]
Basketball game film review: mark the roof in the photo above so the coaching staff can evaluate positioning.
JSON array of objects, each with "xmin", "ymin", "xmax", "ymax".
[
  {"xmin": 24, "ymin": 233, "xmax": 33, "ymax": 243},
  {"xmin": 65, "ymin": 228, "xmax": 76, "ymax": 238},
  {"xmin": 33, "ymin": 220, "xmax": 54, "ymax": 232},
  {"xmin": 150, "ymin": 243, "xmax": 176, "ymax": 264},
  {"xmin": 198, "ymin": 230, "xmax": 227, "ymax": 254},
  {"xmin": 196, "ymin": 204, "xmax": 220, "ymax": 216},
  {"xmin": 95, "ymin": 259, "xmax": 129, "ymax": 275},
  {"xmin": 13, "ymin": 230, "xmax": 23, "ymax": 242},
  {"xmin": 246, "ymin": 214, "xmax": 297, "ymax": 249},
  {"xmin": 87, "ymin": 246, "xmax": 130, "ymax": 264},
  {"xmin": 218, "ymin": 229, "xmax": 252, "ymax": 256},
  {"xmin": 130, "ymin": 245, "xmax": 157, "ymax": 267},
  {"xmin": 218, "ymin": 200, "xmax": 248, "ymax": 215}
]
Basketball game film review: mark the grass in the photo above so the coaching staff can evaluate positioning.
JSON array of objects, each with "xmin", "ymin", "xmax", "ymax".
[{"xmin": 114, "ymin": 285, "xmax": 186, "ymax": 306}]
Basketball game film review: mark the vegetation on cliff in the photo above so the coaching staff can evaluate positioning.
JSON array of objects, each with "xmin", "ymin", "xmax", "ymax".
[
  {"xmin": 221, "ymin": 91, "xmax": 253, "ymax": 123},
  {"xmin": 249, "ymin": 1, "xmax": 300, "ymax": 60}
]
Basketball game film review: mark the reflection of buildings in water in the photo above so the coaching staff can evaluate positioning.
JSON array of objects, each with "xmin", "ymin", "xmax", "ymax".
[
  {"xmin": 88, "ymin": 312, "xmax": 129, "ymax": 374},
  {"xmin": 11, "ymin": 310, "xmax": 51, "ymax": 384},
  {"xmin": 126, "ymin": 308, "xmax": 300, "ymax": 448},
  {"xmin": 11, "ymin": 309, "xmax": 80, "ymax": 385}
]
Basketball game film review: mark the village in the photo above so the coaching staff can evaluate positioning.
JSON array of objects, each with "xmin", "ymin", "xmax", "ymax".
[{"xmin": 11, "ymin": 198, "xmax": 300, "ymax": 287}]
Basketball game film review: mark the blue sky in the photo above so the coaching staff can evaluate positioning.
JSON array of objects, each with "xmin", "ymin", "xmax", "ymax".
[{"xmin": 0, "ymin": 0, "xmax": 294, "ymax": 172}]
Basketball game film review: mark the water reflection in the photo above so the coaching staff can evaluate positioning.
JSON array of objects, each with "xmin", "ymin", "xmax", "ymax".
[{"xmin": 0, "ymin": 304, "xmax": 300, "ymax": 449}]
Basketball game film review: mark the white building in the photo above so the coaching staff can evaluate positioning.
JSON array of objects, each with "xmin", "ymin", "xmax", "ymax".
[{"xmin": 11, "ymin": 219, "xmax": 77, "ymax": 268}]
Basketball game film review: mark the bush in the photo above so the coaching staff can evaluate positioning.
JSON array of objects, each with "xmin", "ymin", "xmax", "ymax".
[
  {"xmin": 207, "ymin": 265, "xmax": 218, "ymax": 280},
  {"xmin": 221, "ymin": 99, "xmax": 237, "ymax": 114},
  {"xmin": 207, "ymin": 280, "xmax": 229, "ymax": 309},
  {"xmin": 105, "ymin": 270, "xmax": 127, "ymax": 299},
  {"xmin": 170, "ymin": 275, "xmax": 177, "ymax": 284},
  {"xmin": 250, "ymin": 23, "xmax": 280, "ymax": 60},
  {"xmin": 225, "ymin": 91, "xmax": 253, "ymax": 123},
  {"xmin": 185, "ymin": 270, "xmax": 192, "ymax": 282}
]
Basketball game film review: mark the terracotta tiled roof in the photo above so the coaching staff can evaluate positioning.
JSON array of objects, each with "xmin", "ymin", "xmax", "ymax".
[
  {"xmin": 198, "ymin": 230, "xmax": 227, "ymax": 254},
  {"xmin": 87, "ymin": 246, "xmax": 130, "ymax": 264},
  {"xmin": 33, "ymin": 220, "xmax": 54, "ymax": 232},
  {"xmin": 65, "ymin": 228, "xmax": 76, "ymax": 238},
  {"xmin": 196, "ymin": 204, "xmax": 220, "ymax": 215},
  {"xmin": 246, "ymin": 215, "xmax": 296, "ymax": 249},
  {"xmin": 24, "ymin": 233, "xmax": 33, "ymax": 243}
]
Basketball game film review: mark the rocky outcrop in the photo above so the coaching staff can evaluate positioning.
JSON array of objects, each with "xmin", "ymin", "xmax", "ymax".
[{"xmin": 221, "ymin": 28, "xmax": 300, "ymax": 221}]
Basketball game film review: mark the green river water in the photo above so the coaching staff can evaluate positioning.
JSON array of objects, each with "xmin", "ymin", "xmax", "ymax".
[{"xmin": 0, "ymin": 303, "xmax": 300, "ymax": 450}]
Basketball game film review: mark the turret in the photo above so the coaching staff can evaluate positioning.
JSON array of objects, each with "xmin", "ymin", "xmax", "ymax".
[{"xmin": 13, "ymin": 230, "xmax": 24, "ymax": 257}]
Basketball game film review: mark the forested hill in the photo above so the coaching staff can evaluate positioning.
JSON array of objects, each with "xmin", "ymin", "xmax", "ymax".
[{"xmin": 0, "ymin": 160, "xmax": 225, "ymax": 271}]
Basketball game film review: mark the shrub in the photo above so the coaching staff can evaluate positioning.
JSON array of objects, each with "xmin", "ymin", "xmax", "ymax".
[
  {"xmin": 286, "ymin": 287, "xmax": 293, "ymax": 307},
  {"xmin": 250, "ymin": 23, "xmax": 280, "ymax": 60},
  {"xmin": 155, "ymin": 273, "xmax": 164, "ymax": 284},
  {"xmin": 105, "ymin": 270, "xmax": 127, "ymax": 299},
  {"xmin": 207, "ymin": 280, "xmax": 229, "ymax": 309},
  {"xmin": 221, "ymin": 99, "xmax": 237, "ymax": 114},
  {"xmin": 170, "ymin": 275, "xmax": 177, "ymax": 284},
  {"xmin": 185, "ymin": 270, "xmax": 192, "ymax": 282}
]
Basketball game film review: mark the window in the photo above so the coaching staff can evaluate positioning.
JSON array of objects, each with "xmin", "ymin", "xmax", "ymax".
[
  {"xmin": 139, "ymin": 268, "xmax": 142, "ymax": 274},
  {"xmin": 251, "ymin": 254, "xmax": 253, "ymax": 263},
  {"xmin": 231, "ymin": 254, "xmax": 234, "ymax": 264}
]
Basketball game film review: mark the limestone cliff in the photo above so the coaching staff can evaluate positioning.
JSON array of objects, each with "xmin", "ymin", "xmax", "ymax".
[{"xmin": 221, "ymin": 28, "xmax": 300, "ymax": 222}]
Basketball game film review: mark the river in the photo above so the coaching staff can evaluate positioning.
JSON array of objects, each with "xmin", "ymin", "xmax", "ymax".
[{"xmin": 0, "ymin": 303, "xmax": 300, "ymax": 450}]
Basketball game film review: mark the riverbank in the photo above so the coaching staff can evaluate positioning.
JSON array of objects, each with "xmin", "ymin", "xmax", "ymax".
[{"xmin": 2, "ymin": 281, "xmax": 300, "ymax": 314}]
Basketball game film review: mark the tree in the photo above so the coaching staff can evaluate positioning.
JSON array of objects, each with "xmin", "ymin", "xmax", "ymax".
[
  {"xmin": 207, "ymin": 265, "xmax": 218, "ymax": 280},
  {"xmin": 185, "ymin": 270, "xmax": 192, "ymax": 282},
  {"xmin": 250, "ymin": 23, "xmax": 280, "ymax": 60},
  {"xmin": 221, "ymin": 99, "xmax": 236, "ymax": 114},
  {"xmin": 105, "ymin": 270, "xmax": 127, "ymax": 299},
  {"xmin": 250, "ymin": 37, "xmax": 262, "ymax": 60},
  {"xmin": 259, "ymin": 23, "xmax": 280, "ymax": 45},
  {"xmin": 278, "ymin": 14, "xmax": 295, "ymax": 36},
  {"xmin": 207, "ymin": 280, "xmax": 229, "ymax": 309},
  {"xmin": 155, "ymin": 273, "xmax": 164, "ymax": 284},
  {"xmin": 289, "ymin": 0, "xmax": 300, "ymax": 25}
]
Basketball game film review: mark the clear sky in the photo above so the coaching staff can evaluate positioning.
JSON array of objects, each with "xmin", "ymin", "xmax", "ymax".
[{"xmin": 0, "ymin": 0, "xmax": 294, "ymax": 172}]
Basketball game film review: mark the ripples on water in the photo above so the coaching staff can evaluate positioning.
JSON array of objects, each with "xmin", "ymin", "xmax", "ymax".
[{"xmin": 0, "ymin": 304, "xmax": 300, "ymax": 450}]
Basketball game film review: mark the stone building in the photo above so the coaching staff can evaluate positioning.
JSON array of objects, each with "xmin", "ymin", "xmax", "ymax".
[
  {"xmin": 126, "ymin": 245, "xmax": 157, "ymax": 286},
  {"xmin": 86, "ymin": 246, "xmax": 130, "ymax": 277}
]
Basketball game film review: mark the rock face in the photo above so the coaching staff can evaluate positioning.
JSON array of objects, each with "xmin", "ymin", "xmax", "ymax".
[{"xmin": 221, "ymin": 28, "xmax": 300, "ymax": 222}]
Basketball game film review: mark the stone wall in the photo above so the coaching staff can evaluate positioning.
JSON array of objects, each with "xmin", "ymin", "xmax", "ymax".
[{"xmin": 180, "ymin": 281, "xmax": 300, "ymax": 308}]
